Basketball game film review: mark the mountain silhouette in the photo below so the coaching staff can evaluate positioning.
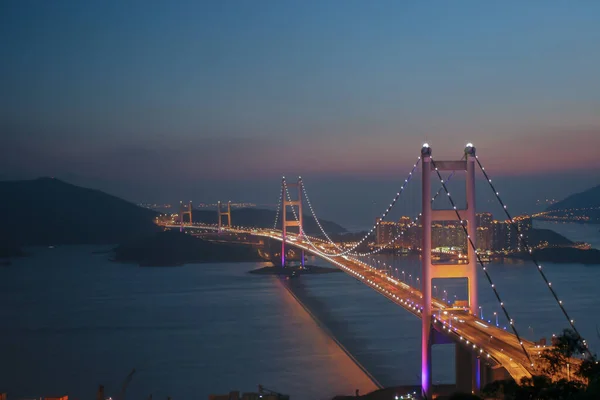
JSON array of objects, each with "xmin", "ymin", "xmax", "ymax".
[
  {"xmin": 0, "ymin": 177, "xmax": 159, "ymax": 246},
  {"xmin": 547, "ymin": 183, "xmax": 600, "ymax": 223}
]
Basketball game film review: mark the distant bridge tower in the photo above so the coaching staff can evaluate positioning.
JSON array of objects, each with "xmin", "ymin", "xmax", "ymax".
[
  {"xmin": 179, "ymin": 201, "xmax": 193, "ymax": 232},
  {"xmin": 281, "ymin": 177, "xmax": 304, "ymax": 268},
  {"xmin": 421, "ymin": 143, "xmax": 479, "ymax": 399},
  {"xmin": 217, "ymin": 200, "xmax": 232, "ymax": 233}
]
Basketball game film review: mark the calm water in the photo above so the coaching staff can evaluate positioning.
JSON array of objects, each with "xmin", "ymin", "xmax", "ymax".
[{"xmin": 1, "ymin": 223, "xmax": 600, "ymax": 399}]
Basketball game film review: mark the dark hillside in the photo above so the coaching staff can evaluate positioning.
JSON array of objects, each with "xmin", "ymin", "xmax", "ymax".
[
  {"xmin": 0, "ymin": 177, "xmax": 158, "ymax": 246},
  {"xmin": 546, "ymin": 184, "xmax": 600, "ymax": 223}
]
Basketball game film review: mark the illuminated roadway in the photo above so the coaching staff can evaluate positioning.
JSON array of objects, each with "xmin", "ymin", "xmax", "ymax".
[{"xmin": 166, "ymin": 223, "xmax": 553, "ymax": 382}]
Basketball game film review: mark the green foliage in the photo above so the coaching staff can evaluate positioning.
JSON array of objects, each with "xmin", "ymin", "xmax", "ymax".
[
  {"xmin": 482, "ymin": 376, "xmax": 582, "ymax": 399},
  {"xmin": 554, "ymin": 329, "xmax": 588, "ymax": 358},
  {"xmin": 482, "ymin": 329, "xmax": 600, "ymax": 399},
  {"xmin": 448, "ymin": 393, "xmax": 481, "ymax": 400}
]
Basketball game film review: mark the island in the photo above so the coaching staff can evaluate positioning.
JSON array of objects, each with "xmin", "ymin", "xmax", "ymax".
[
  {"xmin": 509, "ymin": 247, "xmax": 600, "ymax": 265},
  {"xmin": 0, "ymin": 177, "xmax": 159, "ymax": 247},
  {"xmin": 249, "ymin": 265, "xmax": 342, "ymax": 276},
  {"xmin": 537, "ymin": 182, "xmax": 600, "ymax": 224},
  {"xmin": 0, "ymin": 244, "xmax": 24, "ymax": 258},
  {"xmin": 113, "ymin": 230, "xmax": 264, "ymax": 266}
]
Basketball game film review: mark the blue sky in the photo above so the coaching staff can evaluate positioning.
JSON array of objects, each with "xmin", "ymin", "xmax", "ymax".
[{"xmin": 1, "ymin": 1, "xmax": 600, "ymax": 223}]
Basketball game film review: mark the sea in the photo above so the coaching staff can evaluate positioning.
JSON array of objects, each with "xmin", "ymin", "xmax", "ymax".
[{"xmin": 1, "ymin": 221, "xmax": 599, "ymax": 400}]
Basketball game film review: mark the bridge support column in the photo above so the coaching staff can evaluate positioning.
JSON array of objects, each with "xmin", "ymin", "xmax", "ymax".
[
  {"xmin": 456, "ymin": 344, "xmax": 477, "ymax": 394},
  {"xmin": 479, "ymin": 361, "xmax": 498, "ymax": 389},
  {"xmin": 421, "ymin": 143, "xmax": 480, "ymax": 398},
  {"xmin": 180, "ymin": 201, "xmax": 193, "ymax": 232},
  {"xmin": 421, "ymin": 144, "xmax": 433, "ymax": 399},
  {"xmin": 281, "ymin": 177, "xmax": 303, "ymax": 268},
  {"xmin": 217, "ymin": 201, "xmax": 232, "ymax": 234}
]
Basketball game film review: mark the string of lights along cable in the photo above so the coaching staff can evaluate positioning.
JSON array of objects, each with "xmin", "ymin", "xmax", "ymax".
[
  {"xmin": 430, "ymin": 154, "xmax": 533, "ymax": 367},
  {"xmin": 298, "ymin": 178, "xmax": 344, "ymax": 251},
  {"xmin": 298, "ymin": 162, "xmax": 462, "ymax": 258},
  {"xmin": 349, "ymin": 169, "xmax": 460, "ymax": 258},
  {"xmin": 283, "ymin": 157, "xmax": 422, "ymax": 257},
  {"xmin": 273, "ymin": 185, "xmax": 283, "ymax": 229},
  {"xmin": 475, "ymin": 155, "xmax": 591, "ymax": 356},
  {"xmin": 282, "ymin": 180, "xmax": 337, "ymax": 258}
]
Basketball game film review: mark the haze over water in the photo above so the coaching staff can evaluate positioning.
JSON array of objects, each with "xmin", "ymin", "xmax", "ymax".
[{"xmin": 1, "ymin": 222, "xmax": 599, "ymax": 399}]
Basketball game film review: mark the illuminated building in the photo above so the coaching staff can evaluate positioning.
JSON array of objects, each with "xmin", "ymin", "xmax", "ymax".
[{"xmin": 376, "ymin": 218, "xmax": 398, "ymax": 246}]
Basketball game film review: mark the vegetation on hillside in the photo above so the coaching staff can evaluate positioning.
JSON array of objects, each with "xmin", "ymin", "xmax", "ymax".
[
  {"xmin": 113, "ymin": 230, "xmax": 263, "ymax": 266},
  {"xmin": 0, "ymin": 177, "xmax": 159, "ymax": 246}
]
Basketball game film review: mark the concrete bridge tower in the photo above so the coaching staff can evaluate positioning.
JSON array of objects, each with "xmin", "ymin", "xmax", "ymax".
[
  {"xmin": 179, "ymin": 201, "xmax": 193, "ymax": 232},
  {"xmin": 421, "ymin": 143, "xmax": 479, "ymax": 398},
  {"xmin": 281, "ymin": 177, "xmax": 304, "ymax": 267},
  {"xmin": 217, "ymin": 201, "xmax": 232, "ymax": 233}
]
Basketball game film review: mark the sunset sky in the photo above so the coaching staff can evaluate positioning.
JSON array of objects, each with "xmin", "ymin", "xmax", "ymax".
[{"xmin": 2, "ymin": 1, "xmax": 600, "ymax": 222}]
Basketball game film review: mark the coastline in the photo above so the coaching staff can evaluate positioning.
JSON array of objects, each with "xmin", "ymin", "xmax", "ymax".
[{"xmin": 277, "ymin": 277, "xmax": 383, "ymax": 392}]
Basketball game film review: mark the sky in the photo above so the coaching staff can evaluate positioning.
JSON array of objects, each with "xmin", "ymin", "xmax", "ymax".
[{"xmin": 1, "ymin": 1, "xmax": 600, "ymax": 225}]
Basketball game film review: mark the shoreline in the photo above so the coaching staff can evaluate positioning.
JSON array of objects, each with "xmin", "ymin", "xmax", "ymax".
[{"xmin": 276, "ymin": 278, "xmax": 383, "ymax": 392}]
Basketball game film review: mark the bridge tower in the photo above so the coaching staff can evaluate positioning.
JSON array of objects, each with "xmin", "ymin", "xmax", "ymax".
[
  {"xmin": 281, "ymin": 178, "xmax": 304, "ymax": 268},
  {"xmin": 179, "ymin": 201, "xmax": 193, "ymax": 232},
  {"xmin": 421, "ymin": 143, "xmax": 479, "ymax": 398},
  {"xmin": 217, "ymin": 201, "xmax": 232, "ymax": 233}
]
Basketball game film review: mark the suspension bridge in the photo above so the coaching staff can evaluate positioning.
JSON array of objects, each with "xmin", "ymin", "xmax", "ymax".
[{"xmin": 161, "ymin": 143, "xmax": 590, "ymax": 399}]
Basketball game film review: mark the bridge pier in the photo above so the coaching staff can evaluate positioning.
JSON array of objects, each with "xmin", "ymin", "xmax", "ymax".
[
  {"xmin": 217, "ymin": 201, "xmax": 231, "ymax": 234},
  {"xmin": 455, "ymin": 344, "xmax": 480, "ymax": 394},
  {"xmin": 281, "ymin": 177, "xmax": 303, "ymax": 268},
  {"xmin": 179, "ymin": 201, "xmax": 193, "ymax": 232},
  {"xmin": 421, "ymin": 143, "xmax": 480, "ymax": 399}
]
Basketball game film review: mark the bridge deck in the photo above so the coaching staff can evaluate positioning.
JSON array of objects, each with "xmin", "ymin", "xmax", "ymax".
[{"xmin": 167, "ymin": 223, "xmax": 565, "ymax": 382}]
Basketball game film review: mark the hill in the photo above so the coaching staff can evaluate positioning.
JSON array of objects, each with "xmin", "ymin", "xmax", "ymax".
[
  {"xmin": 113, "ymin": 230, "xmax": 263, "ymax": 266},
  {"xmin": 0, "ymin": 177, "xmax": 159, "ymax": 246},
  {"xmin": 191, "ymin": 208, "xmax": 347, "ymax": 234},
  {"xmin": 528, "ymin": 228, "xmax": 574, "ymax": 247},
  {"xmin": 546, "ymin": 184, "xmax": 600, "ymax": 223},
  {"xmin": 511, "ymin": 247, "xmax": 600, "ymax": 265}
]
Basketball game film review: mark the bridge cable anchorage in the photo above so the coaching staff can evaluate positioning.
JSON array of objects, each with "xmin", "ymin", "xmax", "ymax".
[
  {"xmin": 285, "ymin": 157, "xmax": 422, "ymax": 257},
  {"xmin": 273, "ymin": 184, "xmax": 283, "ymax": 229},
  {"xmin": 430, "ymin": 157, "xmax": 534, "ymax": 367},
  {"xmin": 475, "ymin": 156, "xmax": 592, "ymax": 357},
  {"xmin": 355, "ymin": 170, "xmax": 460, "ymax": 257}
]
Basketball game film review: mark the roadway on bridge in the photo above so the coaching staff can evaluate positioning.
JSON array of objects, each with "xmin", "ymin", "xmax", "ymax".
[{"xmin": 170, "ymin": 223, "xmax": 542, "ymax": 382}]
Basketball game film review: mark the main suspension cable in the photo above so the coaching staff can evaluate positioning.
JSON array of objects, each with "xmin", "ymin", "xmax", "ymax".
[
  {"xmin": 475, "ymin": 155, "xmax": 590, "ymax": 355},
  {"xmin": 431, "ymin": 157, "xmax": 533, "ymax": 367},
  {"xmin": 287, "ymin": 157, "xmax": 422, "ymax": 257},
  {"xmin": 353, "ymin": 170, "xmax": 459, "ymax": 257}
]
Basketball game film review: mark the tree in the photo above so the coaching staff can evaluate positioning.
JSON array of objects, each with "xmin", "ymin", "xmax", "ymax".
[
  {"xmin": 539, "ymin": 328, "xmax": 589, "ymax": 380},
  {"xmin": 448, "ymin": 393, "xmax": 481, "ymax": 400}
]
